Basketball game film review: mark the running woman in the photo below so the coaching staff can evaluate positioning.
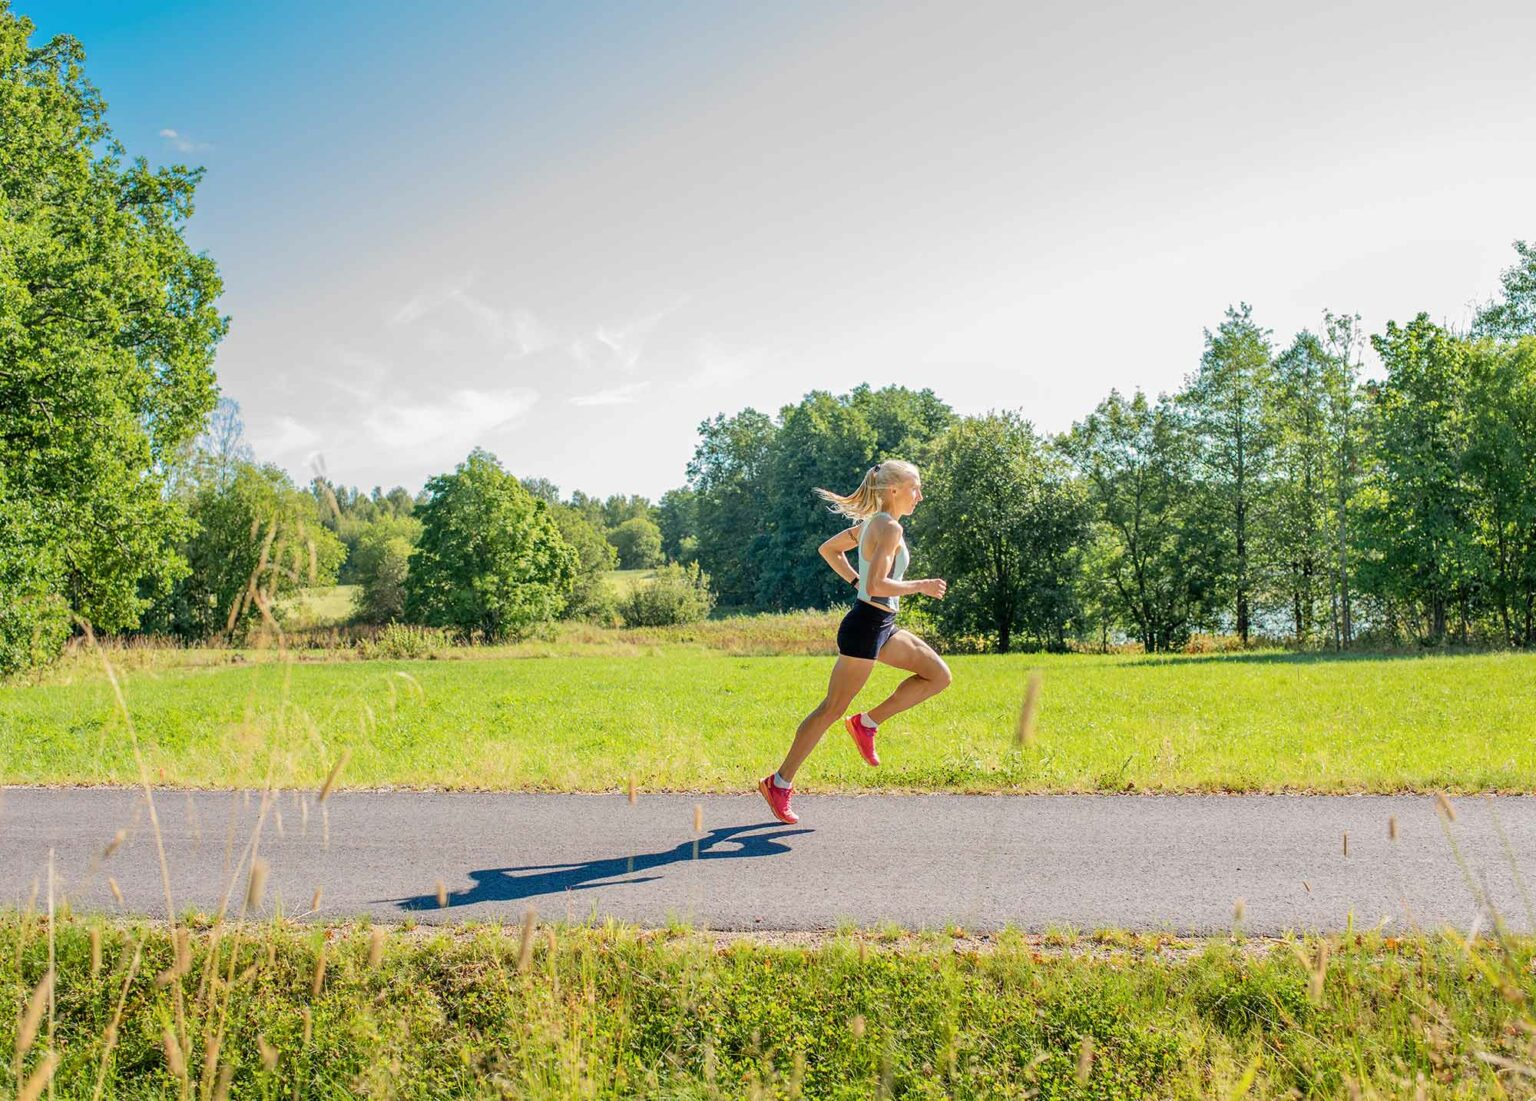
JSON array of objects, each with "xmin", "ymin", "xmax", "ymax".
[{"xmin": 759, "ymin": 459, "xmax": 950, "ymax": 824}]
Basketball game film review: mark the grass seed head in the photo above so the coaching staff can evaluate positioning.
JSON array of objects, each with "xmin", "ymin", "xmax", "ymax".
[
  {"xmin": 1233, "ymin": 897, "xmax": 1245, "ymax": 924},
  {"xmin": 213, "ymin": 1061, "xmax": 234, "ymax": 1101},
  {"xmin": 694, "ymin": 803, "xmax": 704, "ymax": 833},
  {"xmin": 1435, "ymin": 793, "xmax": 1456, "ymax": 821},
  {"xmin": 1016, "ymin": 670, "xmax": 1043, "ymax": 748},
  {"xmin": 628, "ymin": 774, "xmax": 637, "ymax": 805},
  {"xmin": 850, "ymin": 1014, "xmax": 866, "ymax": 1039},
  {"xmin": 311, "ymin": 947, "xmax": 328, "ymax": 998},
  {"xmin": 435, "ymin": 880, "xmax": 448, "ymax": 908},
  {"xmin": 17, "ymin": 1052, "xmax": 58, "ymax": 1101},
  {"xmin": 103, "ymin": 828, "xmax": 126, "ymax": 858},
  {"xmin": 16, "ymin": 968, "xmax": 53, "ymax": 1056},
  {"xmin": 1342, "ymin": 831, "xmax": 1349, "ymax": 857},
  {"xmin": 1075, "ymin": 1035, "xmax": 1094, "ymax": 1084},
  {"xmin": 368, "ymin": 926, "xmax": 387, "ymax": 968},
  {"xmin": 318, "ymin": 750, "xmax": 351, "ymax": 803},
  {"xmin": 108, "ymin": 877, "xmax": 125, "ymax": 907},
  {"xmin": 246, "ymin": 858, "xmax": 269, "ymax": 912},
  {"xmin": 162, "ymin": 1026, "xmax": 187, "ymax": 1081},
  {"xmin": 1389, "ymin": 815, "xmax": 1398, "ymax": 841},
  {"xmin": 90, "ymin": 926, "xmax": 102, "ymax": 976},
  {"xmin": 311, "ymin": 886, "xmax": 323, "ymax": 913},
  {"xmin": 258, "ymin": 1035, "xmax": 279, "ymax": 1072},
  {"xmin": 518, "ymin": 908, "xmax": 538, "ymax": 972}
]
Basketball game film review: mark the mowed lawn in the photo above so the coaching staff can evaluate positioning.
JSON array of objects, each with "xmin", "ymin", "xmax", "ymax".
[{"xmin": 3, "ymin": 647, "xmax": 1535, "ymax": 793}]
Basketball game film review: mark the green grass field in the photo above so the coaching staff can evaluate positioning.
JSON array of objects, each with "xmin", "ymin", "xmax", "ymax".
[
  {"xmin": 3, "ymin": 918, "xmax": 1530, "ymax": 1098},
  {"xmin": 603, "ymin": 568, "xmax": 657, "ymax": 599},
  {"xmin": 272, "ymin": 584, "xmax": 360, "ymax": 628},
  {"xmin": 3, "ymin": 643, "xmax": 1534, "ymax": 793}
]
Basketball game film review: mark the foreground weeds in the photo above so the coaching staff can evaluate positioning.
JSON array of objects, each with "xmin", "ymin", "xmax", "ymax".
[{"xmin": 2, "ymin": 918, "xmax": 1534, "ymax": 1098}]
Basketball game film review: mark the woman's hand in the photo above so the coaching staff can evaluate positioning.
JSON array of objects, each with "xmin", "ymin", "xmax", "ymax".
[{"xmin": 917, "ymin": 578, "xmax": 948, "ymax": 600}]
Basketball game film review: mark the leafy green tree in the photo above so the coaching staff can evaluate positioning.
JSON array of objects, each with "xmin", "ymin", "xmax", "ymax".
[
  {"xmin": 144, "ymin": 463, "xmax": 346, "ymax": 639},
  {"xmin": 1361, "ymin": 316, "xmax": 1478, "ymax": 644},
  {"xmin": 757, "ymin": 391, "xmax": 879, "ymax": 610},
  {"xmin": 1474, "ymin": 240, "xmax": 1536, "ymax": 339},
  {"xmin": 608, "ymin": 516, "xmax": 664, "ymax": 569},
  {"xmin": 519, "ymin": 477, "xmax": 562, "ymax": 505},
  {"xmin": 912, "ymin": 413, "xmax": 1089, "ymax": 652},
  {"xmin": 1320, "ymin": 311, "xmax": 1367, "ymax": 648},
  {"xmin": 600, "ymin": 494, "xmax": 655, "ymax": 529},
  {"xmin": 846, "ymin": 384, "xmax": 954, "ymax": 457},
  {"xmin": 657, "ymin": 487, "xmax": 698, "ymax": 563},
  {"xmin": 1267, "ymin": 332, "xmax": 1333, "ymax": 643},
  {"xmin": 0, "ymin": 8, "xmax": 227, "ymax": 667},
  {"xmin": 1463, "ymin": 336, "xmax": 1536, "ymax": 646},
  {"xmin": 551, "ymin": 504, "xmax": 618, "ymax": 622},
  {"xmin": 1179, "ymin": 304, "xmax": 1274, "ymax": 644},
  {"xmin": 1065, "ymin": 391, "xmax": 1214, "ymax": 651},
  {"xmin": 352, "ymin": 515, "xmax": 422, "ymax": 624},
  {"xmin": 403, "ymin": 449, "xmax": 578, "ymax": 640},
  {"xmin": 686, "ymin": 409, "xmax": 775, "ymax": 608}
]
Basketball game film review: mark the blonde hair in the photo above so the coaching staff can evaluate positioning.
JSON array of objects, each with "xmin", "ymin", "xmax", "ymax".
[{"xmin": 813, "ymin": 460, "xmax": 920, "ymax": 521}]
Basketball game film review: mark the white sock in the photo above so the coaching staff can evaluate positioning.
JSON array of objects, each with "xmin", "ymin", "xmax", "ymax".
[
  {"xmin": 772, "ymin": 771, "xmax": 793, "ymax": 789},
  {"xmin": 859, "ymin": 712, "xmax": 879, "ymax": 731}
]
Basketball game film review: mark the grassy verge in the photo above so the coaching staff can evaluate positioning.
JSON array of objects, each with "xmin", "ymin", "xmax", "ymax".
[
  {"xmin": 2, "ymin": 646, "xmax": 1535, "ymax": 793},
  {"xmin": 3, "ymin": 917, "xmax": 1532, "ymax": 1098}
]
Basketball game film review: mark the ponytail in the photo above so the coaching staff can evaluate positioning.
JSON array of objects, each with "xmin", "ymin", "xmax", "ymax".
[{"xmin": 814, "ymin": 460, "xmax": 920, "ymax": 521}]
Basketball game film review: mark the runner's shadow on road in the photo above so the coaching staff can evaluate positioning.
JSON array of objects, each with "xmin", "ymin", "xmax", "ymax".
[{"xmin": 388, "ymin": 821, "xmax": 812, "ymax": 912}]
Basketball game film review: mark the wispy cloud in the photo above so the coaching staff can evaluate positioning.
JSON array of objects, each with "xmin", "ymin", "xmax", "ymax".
[
  {"xmin": 570, "ymin": 296, "xmax": 689, "ymax": 375},
  {"xmin": 249, "ymin": 415, "xmax": 321, "ymax": 456},
  {"xmin": 363, "ymin": 387, "xmax": 539, "ymax": 450},
  {"xmin": 570, "ymin": 381, "xmax": 652, "ymax": 407},
  {"xmin": 388, "ymin": 281, "xmax": 559, "ymax": 358},
  {"xmin": 159, "ymin": 128, "xmax": 212, "ymax": 153}
]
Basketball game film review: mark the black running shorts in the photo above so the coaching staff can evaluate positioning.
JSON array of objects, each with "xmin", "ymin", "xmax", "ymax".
[{"xmin": 836, "ymin": 600, "xmax": 898, "ymax": 660}]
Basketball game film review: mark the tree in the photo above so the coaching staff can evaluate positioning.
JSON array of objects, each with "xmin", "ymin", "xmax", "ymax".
[
  {"xmin": 656, "ymin": 487, "xmax": 698, "ymax": 563},
  {"xmin": 913, "ymin": 413, "xmax": 1089, "ymax": 652},
  {"xmin": 0, "ymin": 9, "xmax": 227, "ymax": 667},
  {"xmin": 1463, "ymin": 337, "xmax": 1536, "ymax": 646},
  {"xmin": 1361, "ymin": 315, "xmax": 1478, "ymax": 644},
  {"xmin": 608, "ymin": 516, "xmax": 664, "ymax": 569},
  {"xmin": 143, "ymin": 462, "xmax": 346, "ymax": 639},
  {"xmin": 551, "ymin": 504, "xmax": 618, "ymax": 622},
  {"xmin": 1473, "ymin": 240, "xmax": 1536, "ymax": 339},
  {"xmin": 403, "ymin": 449, "xmax": 578, "ymax": 640},
  {"xmin": 617, "ymin": 562, "xmax": 715, "ymax": 627},
  {"xmin": 1064, "ymin": 391, "xmax": 1214, "ymax": 651},
  {"xmin": 1320, "ymin": 310, "xmax": 1366, "ymax": 648},
  {"xmin": 600, "ymin": 494, "xmax": 654, "ymax": 529},
  {"xmin": 1180, "ymin": 304, "xmax": 1274, "ymax": 644},
  {"xmin": 1267, "ymin": 332, "xmax": 1332, "ymax": 643},
  {"xmin": 352, "ymin": 515, "xmax": 421, "ymax": 624},
  {"xmin": 687, "ymin": 409, "xmax": 775, "ymax": 608}
]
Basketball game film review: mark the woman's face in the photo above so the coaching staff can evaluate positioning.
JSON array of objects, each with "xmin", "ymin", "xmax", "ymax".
[{"xmin": 888, "ymin": 474, "xmax": 924, "ymax": 518}]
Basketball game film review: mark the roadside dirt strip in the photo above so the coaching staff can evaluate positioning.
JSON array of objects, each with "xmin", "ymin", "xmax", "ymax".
[{"xmin": 2, "ymin": 788, "xmax": 1530, "ymax": 935}]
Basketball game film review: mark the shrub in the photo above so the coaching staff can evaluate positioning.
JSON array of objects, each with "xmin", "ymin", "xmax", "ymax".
[
  {"xmin": 618, "ymin": 562, "xmax": 715, "ymax": 627},
  {"xmin": 355, "ymin": 624, "xmax": 452, "ymax": 660}
]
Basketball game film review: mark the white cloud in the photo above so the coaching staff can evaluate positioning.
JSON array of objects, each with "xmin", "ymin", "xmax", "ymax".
[
  {"xmin": 570, "ymin": 381, "xmax": 652, "ymax": 406},
  {"xmin": 159, "ymin": 128, "xmax": 211, "ymax": 153},
  {"xmin": 363, "ymin": 387, "xmax": 539, "ymax": 450},
  {"xmin": 388, "ymin": 281, "xmax": 560, "ymax": 359},
  {"xmin": 249, "ymin": 415, "xmax": 321, "ymax": 456}
]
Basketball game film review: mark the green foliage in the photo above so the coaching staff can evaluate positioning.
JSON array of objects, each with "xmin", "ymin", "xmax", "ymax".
[
  {"xmin": 618, "ymin": 561, "xmax": 715, "ymax": 627},
  {"xmin": 1474, "ymin": 239, "xmax": 1536, "ymax": 339},
  {"xmin": 608, "ymin": 515, "xmax": 664, "ymax": 569},
  {"xmin": 913, "ymin": 412, "xmax": 1089, "ymax": 652},
  {"xmin": 0, "ymin": 8, "xmax": 226, "ymax": 669},
  {"xmin": 1065, "ymin": 391, "xmax": 1214, "ymax": 651},
  {"xmin": 687, "ymin": 408, "xmax": 776, "ymax": 607},
  {"xmin": 403, "ymin": 449, "xmax": 578, "ymax": 641},
  {"xmin": 1179, "ymin": 303, "xmax": 1275, "ymax": 643},
  {"xmin": 1361, "ymin": 316, "xmax": 1478, "ymax": 644},
  {"xmin": 656, "ymin": 487, "xmax": 698, "ymax": 562},
  {"xmin": 143, "ymin": 463, "xmax": 346, "ymax": 639},
  {"xmin": 354, "ymin": 623, "xmax": 451, "ymax": 660},
  {"xmin": 551, "ymin": 504, "xmax": 619, "ymax": 623},
  {"xmin": 351, "ymin": 515, "xmax": 421, "ymax": 624}
]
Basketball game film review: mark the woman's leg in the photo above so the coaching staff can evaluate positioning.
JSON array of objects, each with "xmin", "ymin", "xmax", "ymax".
[
  {"xmin": 777, "ymin": 655, "xmax": 875, "ymax": 782},
  {"xmin": 866, "ymin": 629, "xmax": 952, "ymax": 725}
]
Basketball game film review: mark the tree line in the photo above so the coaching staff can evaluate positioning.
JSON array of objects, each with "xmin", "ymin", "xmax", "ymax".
[{"xmin": 4, "ymin": 7, "xmax": 1534, "ymax": 674}]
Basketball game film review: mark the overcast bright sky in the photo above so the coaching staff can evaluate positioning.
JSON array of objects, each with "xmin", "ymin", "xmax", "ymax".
[{"xmin": 31, "ymin": 0, "xmax": 1536, "ymax": 499}]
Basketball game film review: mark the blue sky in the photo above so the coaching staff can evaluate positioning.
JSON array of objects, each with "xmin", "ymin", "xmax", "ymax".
[{"xmin": 21, "ymin": 0, "xmax": 1536, "ymax": 499}]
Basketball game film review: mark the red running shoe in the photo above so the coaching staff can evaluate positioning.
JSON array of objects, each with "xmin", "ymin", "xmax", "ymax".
[
  {"xmin": 758, "ymin": 774, "xmax": 799, "ymax": 824},
  {"xmin": 845, "ymin": 713, "xmax": 880, "ymax": 767}
]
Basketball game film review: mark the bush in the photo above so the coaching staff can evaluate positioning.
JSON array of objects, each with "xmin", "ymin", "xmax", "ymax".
[
  {"xmin": 618, "ymin": 562, "xmax": 715, "ymax": 627},
  {"xmin": 608, "ymin": 516, "xmax": 664, "ymax": 569},
  {"xmin": 355, "ymin": 624, "xmax": 452, "ymax": 660}
]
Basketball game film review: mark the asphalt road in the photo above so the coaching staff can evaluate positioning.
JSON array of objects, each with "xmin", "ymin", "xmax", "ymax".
[{"xmin": 2, "ymin": 786, "xmax": 1531, "ymax": 935}]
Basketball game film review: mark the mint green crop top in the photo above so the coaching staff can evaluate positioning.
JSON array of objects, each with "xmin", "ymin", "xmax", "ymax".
[{"xmin": 856, "ymin": 511, "xmax": 910, "ymax": 610}]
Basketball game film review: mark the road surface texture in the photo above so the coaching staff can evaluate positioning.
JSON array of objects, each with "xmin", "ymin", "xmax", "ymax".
[{"xmin": 2, "ymin": 787, "xmax": 1531, "ymax": 935}]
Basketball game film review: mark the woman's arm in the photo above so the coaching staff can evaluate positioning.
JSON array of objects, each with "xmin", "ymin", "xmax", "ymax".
[
  {"xmin": 863, "ymin": 516, "xmax": 947, "ymax": 600},
  {"xmin": 819, "ymin": 525, "xmax": 861, "ymax": 586}
]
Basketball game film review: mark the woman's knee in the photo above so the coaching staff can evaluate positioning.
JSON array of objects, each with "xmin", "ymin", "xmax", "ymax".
[{"xmin": 928, "ymin": 660, "xmax": 953, "ymax": 692}]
